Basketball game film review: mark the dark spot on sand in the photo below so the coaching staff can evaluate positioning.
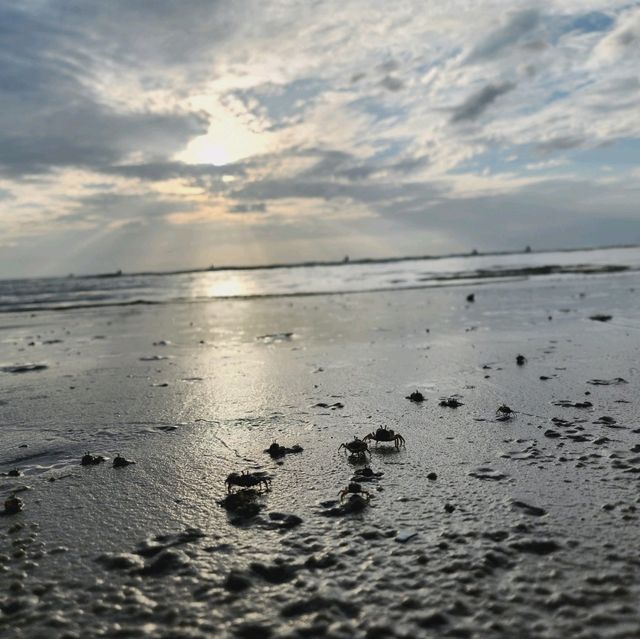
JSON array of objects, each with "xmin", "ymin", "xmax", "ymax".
[
  {"xmin": 439, "ymin": 397, "xmax": 463, "ymax": 408},
  {"xmin": 1, "ymin": 364, "xmax": 48, "ymax": 374},
  {"xmin": 511, "ymin": 500, "xmax": 547, "ymax": 517},
  {"xmin": 314, "ymin": 402, "xmax": 344, "ymax": 409},
  {"xmin": 587, "ymin": 378, "xmax": 627, "ymax": 386},
  {"xmin": 511, "ymin": 539, "xmax": 561, "ymax": 555},
  {"xmin": 406, "ymin": 390, "xmax": 425, "ymax": 403},
  {"xmin": 516, "ymin": 354, "xmax": 527, "ymax": 365},
  {"xmin": 466, "ymin": 293, "xmax": 475, "ymax": 302},
  {"xmin": 589, "ymin": 314, "xmax": 612, "ymax": 322},
  {"xmin": 250, "ymin": 560, "xmax": 298, "ymax": 584},
  {"xmin": 553, "ymin": 400, "xmax": 593, "ymax": 408}
]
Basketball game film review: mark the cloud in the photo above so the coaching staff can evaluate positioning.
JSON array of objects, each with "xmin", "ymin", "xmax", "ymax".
[
  {"xmin": 227, "ymin": 202, "xmax": 267, "ymax": 214},
  {"xmin": 591, "ymin": 8, "xmax": 640, "ymax": 63},
  {"xmin": 451, "ymin": 82, "xmax": 516, "ymax": 122},
  {"xmin": 466, "ymin": 9, "xmax": 541, "ymax": 61}
]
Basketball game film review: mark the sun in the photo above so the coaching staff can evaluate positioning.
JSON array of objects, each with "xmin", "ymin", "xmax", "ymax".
[{"xmin": 183, "ymin": 140, "xmax": 231, "ymax": 166}]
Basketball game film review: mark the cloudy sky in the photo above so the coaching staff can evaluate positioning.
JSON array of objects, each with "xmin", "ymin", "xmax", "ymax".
[{"xmin": 1, "ymin": 1, "xmax": 640, "ymax": 277}]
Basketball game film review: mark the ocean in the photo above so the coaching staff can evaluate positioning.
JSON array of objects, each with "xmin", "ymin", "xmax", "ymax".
[{"xmin": 1, "ymin": 245, "xmax": 639, "ymax": 313}]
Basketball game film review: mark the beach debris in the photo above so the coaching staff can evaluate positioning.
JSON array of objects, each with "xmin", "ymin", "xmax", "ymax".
[
  {"xmin": 363, "ymin": 426, "xmax": 405, "ymax": 450},
  {"xmin": 113, "ymin": 454, "xmax": 135, "ymax": 468},
  {"xmin": 444, "ymin": 503, "xmax": 456, "ymax": 513},
  {"xmin": 427, "ymin": 472, "xmax": 438, "ymax": 480},
  {"xmin": 553, "ymin": 400, "xmax": 593, "ymax": 408},
  {"xmin": 511, "ymin": 500, "xmax": 547, "ymax": 517},
  {"xmin": 0, "ymin": 469, "xmax": 21, "ymax": 477},
  {"xmin": 396, "ymin": 529, "xmax": 417, "ymax": 543},
  {"xmin": 225, "ymin": 471, "xmax": 272, "ymax": 493},
  {"xmin": 152, "ymin": 340, "xmax": 171, "ymax": 346},
  {"xmin": 466, "ymin": 293, "xmax": 475, "ymax": 302},
  {"xmin": 139, "ymin": 355, "xmax": 170, "ymax": 361},
  {"xmin": 256, "ymin": 332, "xmax": 294, "ymax": 343},
  {"xmin": 587, "ymin": 377, "xmax": 628, "ymax": 386},
  {"xmin": 264, "ymin": 442, "xmax": 304, "ymax": 459},
  {"xmin": 516, "ymin": 354, "xmax": 527, "ymax": 366},
  {"xmin": 439, "ymin": 397, "xmax": 463, "ymax": 408},
  {"xmin": 1, "ymin": 363, "xmax": 48, "ymax": 374},
  {"xmin": 339, "ymin": 482, "xmax": 371, "ymax": 502},
  {"xmin": 338, "ymin": 437, "xmax": 370, "ymax": 459},
  {"xmin": 81, "ymin": 452, "xmax": 106, "ymax": 466},
  {"xmin": 2, "ymin": 495, "xmax": 23, "ymax": 515},
  {"xmin": 496, "ymin": 404, "xmax": 515, "ymax": 421},
  {"xmin": 314, "ymin": 401, "xmax": 344, "ymax": 409},
  {"xmin": 469, "ymin": 467, "xmax": 509, "ymax": 481},
  {"xmin": 406, "ymin": 390, "xmax": 425, "ymax": 403},
  {"xmin": 219, "ymin": 489, "xmax": 263, "ymax": 519},
  {"xmin": 589, "ymin": 314, "xmax": 612, "ymax": 322}
]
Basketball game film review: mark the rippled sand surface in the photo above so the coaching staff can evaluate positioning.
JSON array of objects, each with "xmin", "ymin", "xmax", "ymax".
[{"xmin": 1, "ymin": 272, "xmax": 640, "ymax": 638}]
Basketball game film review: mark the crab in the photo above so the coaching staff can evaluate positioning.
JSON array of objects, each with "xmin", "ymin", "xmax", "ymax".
[
  {"xmin": 496, "ymin": 404, "xmax": 516, "ymax": 421},
  {"xmin": 406, "ymin": 390, "xmax": 425, "ymax": 403},
  {"xmin": 338, "ymin": 437, "xmax": 370, "ymax": 458},
  {"xmin": 113, "ymin": 454, "xmax": 135, "ymax": 468},
  {"xmin": 339, "ymin": 482, "xmax": 371, "ymax": 502},
  {"xmin": 225, "ymin": 470, "xmax": 272, "ymax": 493},
  {"xmin": 439, "ymin": 397, "xmax": 463, "ymax": 408},
  {"xmin": 363, "ymin": 427, "xmax": 405, "ymax": 450},
  {"xmin": 81, "ymin": 452, "xmax": 106, "ymax": 466},
  {"xmin": 265, "ymin": 442, "xmax": 303, "ymax": 459}
]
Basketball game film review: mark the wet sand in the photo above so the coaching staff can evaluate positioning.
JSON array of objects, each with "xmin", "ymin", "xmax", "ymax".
[{"xmin": 1, "ymin": 272, "xmax": 640, "ymax": 638}]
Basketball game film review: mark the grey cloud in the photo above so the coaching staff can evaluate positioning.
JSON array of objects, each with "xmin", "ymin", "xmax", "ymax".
[
  {"xmin": 467, "ymin": 9, "xmax": 541, "ymax": 61},
  {"xmin": 106, "ymin": 161, "xmax": 246, "ymax": 182},
  {"xmin": 451, "ymin": 82, "xmax": 516, "ymax": 122},
  {"xmin": 227, "ymin": 203, "xmax": 267, "ymax": 214},
  {"xmin": 535, "ymin": 135, "xmax": 585, "ymax": 154},
  {"xmin": 379, "ymin": 75, "xmax": 404, "ymax": 91},
  {"xmin": 0, "ymin": 4, "xmax": 212, "ymax": 177}
]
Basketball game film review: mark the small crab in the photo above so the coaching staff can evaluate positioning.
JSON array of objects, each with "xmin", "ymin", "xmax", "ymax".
[
  {"xmin": 113, "ymin": 454, "xmax": 135, "ymax": 468},
  {"xmin": 439, "ymin": 397, "xmax": 464, "ymax": 408},
  {"xmin": 338, "ymin": 437, "xmax": 370, "ymax": 458},
  {"xmin": 406, "ymin": 390, "xmax": 425, "ymax": 403},
  {"xmin": 339, "ymin": 482, "xmax": 371, "ymax": 502},
  {"xmin": 225, "ymin": 470, "xmax": 272, "ymax": 493},
  {"xmin": 496, "ymin": 404, "xmax": 516, "ymax": 421},
  {"xmin": 81, "ymin": 452, "xmax": 106, "ymax": 466},
  {"xmin": 264, "ymin": 442, "xmax": 303, "ymax": 459},
  {"xmin": 363, "ymin": 427, "xmax": 405, "ymax": 450}
]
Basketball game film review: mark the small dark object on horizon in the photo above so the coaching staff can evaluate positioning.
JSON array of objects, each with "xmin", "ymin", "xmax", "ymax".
[
  {"xmin": 589, "ymin": 314, "xmax": 612, "ymax": 322},
  {"xmin": 466, "ymin": 293, "xmax": 475, "ymax": 302},
  {"xmin": 439, "ymin": 397, "xmax": 463, "ymax": 408},
  {"xmin": 113, "ymin": 454, "xmax": 135, "ymax": 468},
  {"xmin": 406, "ymin": 390, "xmax": 425, "ymax": 403},
  {"xmin": 516, "ymin": 354, "xmax": 527, "ymax": 366},
  {"xmin": 81, "ymin": 452, "xmax": 106, "ymax": 466}
]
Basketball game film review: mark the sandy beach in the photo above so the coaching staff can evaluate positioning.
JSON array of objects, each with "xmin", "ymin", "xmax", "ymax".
[{"xmin": 1, "ymin": 269, "xmax": 640, "ymax": 638}]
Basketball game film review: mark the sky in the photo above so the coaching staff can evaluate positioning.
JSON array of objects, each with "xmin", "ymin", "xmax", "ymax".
[{"xmin": 1, "ymin": 0, "xmax": 640, "ymax": 278}]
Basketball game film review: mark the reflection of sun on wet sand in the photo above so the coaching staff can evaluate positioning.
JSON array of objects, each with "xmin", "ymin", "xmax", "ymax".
[{"xmin": 1, "ymin": 265, "xmax": 640, "ymax": 638}]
